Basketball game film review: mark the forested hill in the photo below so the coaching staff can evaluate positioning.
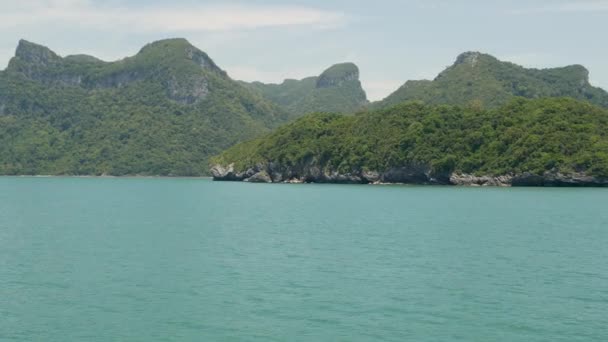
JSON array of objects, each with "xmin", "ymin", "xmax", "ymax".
[
  {"xmin": 211, "ymin": 98, "xmax": 608, "ymax": 186},
  {"xmin": 0, "ymin": 38, "xmax": 290, "ymax": 176},
  {"xmin": 376, "ymin": 52, "xmax": 608, "ymax": 109},
  {"xmin": 242, "ymin": 63, "xmax": 368, "ymax": 116},
  {"xmin": 3, "ymin": 40, "xmax": 608, "ymax": 178}
]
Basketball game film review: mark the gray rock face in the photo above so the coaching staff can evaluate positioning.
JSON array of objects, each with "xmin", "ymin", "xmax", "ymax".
[
  {"xmin": 449, "ymin": 174, "xmax": 512, "ymax": 186},
  {"xmin": 9, "ymin": 40, "xmax": 84, "ymax": 86},
  {"xmin": 165, "ymin": 76, "xmax": 209, "ymax": 105},
  {"xmin": 211, "ymin": 164, "xmax": 275, "ymax": 183},
  {"xmin": 379, "ymin": 164, "xmax": 440, "ymax": 184},
  {"xmin": 6, "ymin": 39, "xmax": 218, "ymax": 105},
  {"xmin": 212, "ymin": 163, "xmax": 608, "ymax": 187},
  {"xmin": 15, "ymin": 40, "xmax": 61, "ymax": 67},
  {"xmin": 57, "ymin": 74, "xmax": 83, "ymax": 86},
  {"xmin": 13, "ymin": 66, "xmax": 85, "ymax": 87},
  {"xmin": 455, "ymin": 51, "xmax": 483, "ymax": 67},
  {"xmin": 92, "ymin": 71, "xmax": 143, "ymax": 89},
  {"xmin": 512, "ymin": 171, "xmax": 608, "ymax": 187},
  {"xmin": 212, "ymin": 162, "xmax": 448, "ymax": 185},
  {"xmin": 244, "ymin": 170, "xmax": 272, "ymax": 183},
  {"xmin": 361, "ymin": 170, "xmax": 380, "ymax": 183},
  {"xmin": 90, "ymin": 71, "xmax": 209, "ymax": 104},
  {"xmin": 210, "ymin": 163, "xmax": 254, "ymax": 181},
  {"xmin": 315, "ymin": 63, "xmax": 360, "ymax": 89},
  {"xmin": 184, "ymin": 46, "xmax": 226, "ymax": 76}
]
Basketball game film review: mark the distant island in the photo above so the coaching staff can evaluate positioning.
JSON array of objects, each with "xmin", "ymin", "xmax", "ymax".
[{"xmin": 1, "ymin": 38, "xmax": 608, "ymax": 185}]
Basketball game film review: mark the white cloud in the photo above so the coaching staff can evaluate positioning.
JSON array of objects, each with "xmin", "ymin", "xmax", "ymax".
[
  {"xmin": 510, "ymin": 0, "xmax": 608, "ymax": 14},
  {"xmin": 0, "ymin": 1, "xmax": 348, "ymax": 32}
]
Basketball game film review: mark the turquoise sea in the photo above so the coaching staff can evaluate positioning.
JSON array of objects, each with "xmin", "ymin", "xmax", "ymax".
[{"xmin": 1, "ymin": 177, "xmax": 607, "ymax": 341}]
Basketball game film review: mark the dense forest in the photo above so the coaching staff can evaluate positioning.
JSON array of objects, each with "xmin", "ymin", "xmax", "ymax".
[
  {"xmin": 2, "ymin": 39, "xmax": 608, "ymax": 180},
  {"xmin": 211, "ymin": 98, "xmax": 608, "ymax": 185}
]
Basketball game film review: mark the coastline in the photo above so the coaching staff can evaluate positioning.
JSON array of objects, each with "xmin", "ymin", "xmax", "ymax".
[
  {"xmin": 0, "ymin": 175, "xmax": 213, "ymax": 179},
  {"xmin": 210, "ymin": 163, "xmax": 608, "ymax": 187},
  {"xmin": 4, "ymin": 172, "xmax": 607, "ymax": 187}
]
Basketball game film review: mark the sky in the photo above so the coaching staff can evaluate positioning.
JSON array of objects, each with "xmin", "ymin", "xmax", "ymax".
[{"xmin": 0, "ymin": 0, "xmax": 607, "ymax": 101}]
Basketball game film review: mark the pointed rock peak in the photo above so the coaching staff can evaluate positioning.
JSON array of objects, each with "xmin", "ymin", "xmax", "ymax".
[
  {"xmin": 320, "ymin": 62, "xmax": 359, "ymax": 79},
  {"xmin": 138, "ymin": 38, "xmax": 192, "ymax": 53},
  {"xmin": 560, "ymin": 64, "xmax": 590, "ymax": 82},
  {"xmin": 454, "ymin": 51, "xmax": 497, "ymax": 67},
  {"xmin": 316, "ymin": 62, "xmax": 360, "ymax": 88},
  {"xmin": 15, "ymin": 39, "xmax": 61, "ymax": 65}
]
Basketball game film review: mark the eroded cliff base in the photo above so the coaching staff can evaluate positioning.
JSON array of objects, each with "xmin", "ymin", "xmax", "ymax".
[{"xmin": 211, "ymin": 163, "xmax": 608, "ymax": 187}]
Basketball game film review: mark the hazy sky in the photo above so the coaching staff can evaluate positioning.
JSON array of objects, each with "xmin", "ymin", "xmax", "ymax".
[{"xmin": 0, "ymin": 0, "xmax": 606, "ymax": 100}]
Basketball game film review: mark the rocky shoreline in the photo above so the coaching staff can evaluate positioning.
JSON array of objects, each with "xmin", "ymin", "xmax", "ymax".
[{"xmin": 210, "ymin": 163, "xmax": 608, "ymax": 187}]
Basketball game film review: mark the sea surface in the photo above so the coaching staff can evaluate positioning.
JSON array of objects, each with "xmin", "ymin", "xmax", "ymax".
[{"xmin": 0, "ymin": 177, "xmax": 607, "ymax": 341}]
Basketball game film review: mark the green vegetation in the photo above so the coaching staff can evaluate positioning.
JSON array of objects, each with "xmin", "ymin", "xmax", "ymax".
[
  {"xmin": 0, "ymin": 39, "xmax": 290, "ymax": 176},
  {"xmin": 3, "ymin": 41, "xmax": 608, "ymax": 178},
  {"xmin": 377, "ymin": 52, "xmax": 608, "ymax": 109},
  {"xmin": 242, "ymin": 63, "xmax": 368, "ymax": 116},
  {"xmin": 212, "ymin": 98, "xmax": 608, "ymax": 178}
]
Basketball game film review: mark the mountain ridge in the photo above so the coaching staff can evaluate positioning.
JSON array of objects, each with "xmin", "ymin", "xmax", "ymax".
[
  {"xmin": 376, "ymin": 51, "xmax": 608, "ymax": 108},
  {"xmin": 241, "ymin": 62, "xmax": 368, "ymax": 116},
  {"xmin": 2, "ymin": 39, "xmax": 608, "ymax": 178},
  {"xmin": 0, "ymin": 38, "xmax": 289, "ymax": 175}
]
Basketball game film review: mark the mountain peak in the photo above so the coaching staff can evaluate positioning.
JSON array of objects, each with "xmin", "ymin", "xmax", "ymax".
[
  {"xmin": 560, "ymin": 64, "xmax": 590, "ymax": 82},
  {"xmin": 242, "ymin": 61, "xmax": 367, "ymax": 116},
  {"xmin": 14, "ymin": 39, "xmax": 61, "ymax": 66},
  {"xmin": 454, "ymin": 51, "xmax": 497, "ymax": 67},
  {"xmin": 137, "ymin": 38, "xmax": 223, "ymax": 74},
  {"xmin": 378, "ymin": 52, "xmax": 608, "ymax": 109},
  {"xmin": 316, "ymin": 62, "xmax": 360, "ymax": 88},
  {"xmin": 138, "ymin": 38, "xmax": 192, "ymax": 53}
]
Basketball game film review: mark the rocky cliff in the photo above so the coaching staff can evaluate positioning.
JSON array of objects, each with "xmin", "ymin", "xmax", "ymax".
[
  {"xmin": 315, "ymin": 63, "xmax": 360, "ymax": 88},
  {"xmin": 211, "ymin": 162, "xmax": 608, "ymax": 187},
  {"xmin": 5, "ymin": 38, "xmax": 227, "ymax": 105},
  {"xmin": 242, "ymin": 62, "xmax": 368, "ymax": 116}
]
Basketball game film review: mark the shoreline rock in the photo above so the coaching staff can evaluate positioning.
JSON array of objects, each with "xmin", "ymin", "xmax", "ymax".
[
  {"xmin": 449, "ymin": 173, "xmax": 513, "ymax": 187},
  {"xmin": 211, "ymin": 163, "xmax": 608, "ymax": 187},
  {"xmin": 243, "ymin": 170, "xmax": 272, "ymax": 183}
]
